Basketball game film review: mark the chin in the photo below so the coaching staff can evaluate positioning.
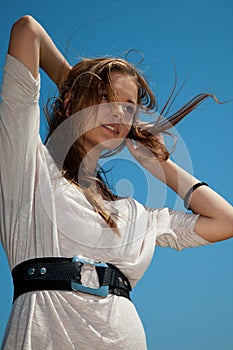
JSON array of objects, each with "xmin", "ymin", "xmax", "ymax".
[{"xmin": 101, "ymin": 138, "xmax": 125, "ymax": 151}]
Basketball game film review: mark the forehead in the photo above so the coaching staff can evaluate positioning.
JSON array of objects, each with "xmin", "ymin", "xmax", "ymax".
[{"xmin": 109, "ymin": 72, "xmax": 138, "ymax": 103}]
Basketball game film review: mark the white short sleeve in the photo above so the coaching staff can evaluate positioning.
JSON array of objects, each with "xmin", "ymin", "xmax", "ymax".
[{"xmin": 148, "ymin": 208, "xmax": 210, "ymax": 250}]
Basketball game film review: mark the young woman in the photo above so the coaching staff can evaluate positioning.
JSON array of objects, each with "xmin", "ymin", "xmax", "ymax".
[{"xmin": 0, "ymin": 15, "xmax": 232, "ymax": 350}]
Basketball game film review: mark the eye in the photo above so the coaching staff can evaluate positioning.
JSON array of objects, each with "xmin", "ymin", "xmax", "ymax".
[
  {"xmin": 122, "ymin": 103, "xmax": 137, "ymax": 121},
  {"xmin": 124, "ymin": 105, "xmax": 134, "ymax": 114},
  {"xmin": 101, "ymin": 93, "xmax": 108, "ymax": 102}
]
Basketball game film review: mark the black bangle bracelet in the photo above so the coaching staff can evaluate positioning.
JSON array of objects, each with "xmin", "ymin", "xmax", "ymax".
[{"xmin": 184, "ymin": 182, "xmax": 208, "ymax": 210}]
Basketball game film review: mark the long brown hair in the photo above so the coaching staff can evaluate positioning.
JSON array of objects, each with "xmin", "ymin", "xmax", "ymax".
[{"xmin": 45, "ymin": 57, "xmax": 218, "ymax": 233}]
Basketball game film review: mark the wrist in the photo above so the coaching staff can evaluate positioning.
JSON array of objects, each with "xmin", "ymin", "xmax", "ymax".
[{"xmin": 143, "ymin": 157, "xmax": 174, "ymax": 184}]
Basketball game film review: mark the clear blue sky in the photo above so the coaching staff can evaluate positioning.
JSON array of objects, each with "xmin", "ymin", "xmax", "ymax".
[{"xmin": 0, "ymin": 1, "xmax": 233, "ymax": 349}]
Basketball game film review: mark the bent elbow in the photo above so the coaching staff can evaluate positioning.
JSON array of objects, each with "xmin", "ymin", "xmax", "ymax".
[
  {"xmin": 211, "ymin": 214, "xmax": 233, "ymax": 243},
  {"xmin": 10, "ymin": 15, "xmax": 38, "ymax": 40}
]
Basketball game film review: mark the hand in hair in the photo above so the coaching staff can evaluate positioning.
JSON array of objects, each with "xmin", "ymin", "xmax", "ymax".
[
  {"xmin": 126, "ymin": 131, "xmax": 165, "ymax": 166},
  {"xmin": 126, "ymin": 118, "xmax": 167, "ymax": 166}
]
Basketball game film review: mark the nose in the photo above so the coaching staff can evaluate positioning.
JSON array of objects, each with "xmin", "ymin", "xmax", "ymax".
[{"xmin": 111, "ymin": 103, "xmax": 125, "ymax": 121}]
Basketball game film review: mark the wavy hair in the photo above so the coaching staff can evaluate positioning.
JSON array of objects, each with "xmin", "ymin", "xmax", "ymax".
[{"xmin": 45, "ymin": 57, "xmax": 218, "ymax": 233}]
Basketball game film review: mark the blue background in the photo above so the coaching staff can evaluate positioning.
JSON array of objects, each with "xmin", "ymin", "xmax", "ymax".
[{"xmin": 0, "ymin": 1, "xmax": 233, "ymax": 349}]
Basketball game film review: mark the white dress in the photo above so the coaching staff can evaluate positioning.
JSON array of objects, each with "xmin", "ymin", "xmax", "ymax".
[{"xmin": 0, "ymin": 55, "xmax": 209, "ymax": 350}]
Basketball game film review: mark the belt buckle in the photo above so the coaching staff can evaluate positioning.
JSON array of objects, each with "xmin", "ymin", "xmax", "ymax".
[{"xmin": 71, "ymin": 256, "xmax": 109, "ymax": 297}]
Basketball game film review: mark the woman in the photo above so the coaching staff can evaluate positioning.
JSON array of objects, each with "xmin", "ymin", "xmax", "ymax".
[{"xmin": 0, "ymin": 15, "xmax": 232, "ymax": 350}]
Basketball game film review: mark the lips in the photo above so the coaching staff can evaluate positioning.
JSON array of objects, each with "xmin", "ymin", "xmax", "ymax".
[{"xmin": 101, "ymin": 123, "xmax": 120, "ymax": 135}]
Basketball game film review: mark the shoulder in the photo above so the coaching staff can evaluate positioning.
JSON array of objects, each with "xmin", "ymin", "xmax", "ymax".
[{"xmin": 1, "ymin": 53, "xmax": 40, "ymax": 104}]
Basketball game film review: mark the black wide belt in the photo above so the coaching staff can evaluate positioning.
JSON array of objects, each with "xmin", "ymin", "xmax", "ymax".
[{"xmin": 12, "ymin": 256, "xmax": 132, "ymax": 303}]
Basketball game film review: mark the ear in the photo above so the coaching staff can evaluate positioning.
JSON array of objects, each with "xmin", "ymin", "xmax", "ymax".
[{"xmin": 63, "ymin": 92, "xmax": 72, "ymax": 116}]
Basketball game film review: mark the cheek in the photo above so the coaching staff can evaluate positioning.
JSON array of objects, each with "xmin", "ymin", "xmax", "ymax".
[
  {"xmin": 102, "ymin": 138, "xmax": 126, "ymax": 152},
  {"xmin": 121, "ymin": 124, "xmax": 132, "ymax": 138}
]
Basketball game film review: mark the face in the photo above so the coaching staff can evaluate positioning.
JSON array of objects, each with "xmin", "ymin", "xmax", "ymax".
[{"xmin": 80, "ymin": 72, "xmax": 138, "ymax": 155}]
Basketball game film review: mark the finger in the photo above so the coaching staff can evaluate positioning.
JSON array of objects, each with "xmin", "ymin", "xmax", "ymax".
[
  {"xmin": 125, "ymin": 139, "xmax": 136, "ymax": 154},
  {"xmin": 126, "ymin": 139, "xmax": 143, "ymax": 156}
]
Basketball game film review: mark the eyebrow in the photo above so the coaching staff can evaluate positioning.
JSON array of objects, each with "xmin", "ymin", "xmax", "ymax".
[{"xmin": 127, "ymin": 99, "xmax": 137, "ymax": 105}]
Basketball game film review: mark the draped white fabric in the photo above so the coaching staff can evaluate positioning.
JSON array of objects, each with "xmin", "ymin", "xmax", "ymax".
[{"xmin": 0, "ymin": 55, "xmax": 209, "ymax": 350}]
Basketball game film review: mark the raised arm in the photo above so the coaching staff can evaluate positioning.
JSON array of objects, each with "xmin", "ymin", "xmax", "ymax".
[
  {"xmin": 8, "ymin": 15, "xmax": 71, "ymax": 86},
  {"xmin": 127, "ymin": 140, "xmax": 233, "ymax": 243}
]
